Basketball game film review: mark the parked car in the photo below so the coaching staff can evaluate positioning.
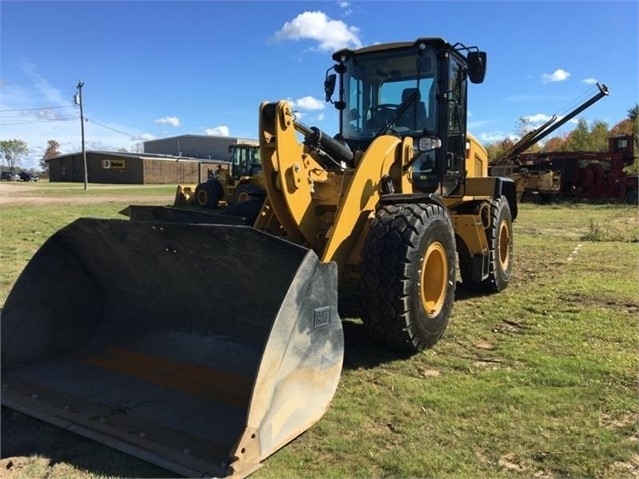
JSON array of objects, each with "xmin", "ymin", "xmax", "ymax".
[
  {"xmin": 19, "ymin": 171, "xmax": 39, "ymax": 182},
  {"xmin": 1, "ymin": 171, "xmax": 19, "ymax": 181}
]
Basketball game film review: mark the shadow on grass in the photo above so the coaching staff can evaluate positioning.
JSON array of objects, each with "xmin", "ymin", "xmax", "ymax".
[
  {"xmin": 453, "ymin": 280, "xmax": 496, "ymax": 301},
  {"xmin": 1, "ymin": 406, "xmax": 175, "ymax": 478},
  {"xmin": 339, "ymin": 281, "xmax": 493, "ymax": 370},
  {"xmin": 341, "ymin": 320, "xmax": 415, "ymax": 370}
]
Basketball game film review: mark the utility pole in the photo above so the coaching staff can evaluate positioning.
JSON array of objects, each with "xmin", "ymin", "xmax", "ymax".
[{"xmin": 74, "ymin": 81, "xmax": 88, "ymax": 190}]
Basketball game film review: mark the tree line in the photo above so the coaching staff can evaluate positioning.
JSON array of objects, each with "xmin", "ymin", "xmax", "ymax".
[{"xmin": 0, "ymin": 139, "xmax": 61, "ymax": 176}]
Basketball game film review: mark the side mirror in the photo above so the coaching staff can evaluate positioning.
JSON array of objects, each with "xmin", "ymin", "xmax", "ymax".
[
  {"xmin": 324, "ymin": 74, "xmax": 337, "ymax": 102},
  {"xmin": 467, "ymin": 51, "xmax": 487, "ymax": 84}
]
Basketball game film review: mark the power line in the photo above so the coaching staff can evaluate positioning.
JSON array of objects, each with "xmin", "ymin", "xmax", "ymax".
[
  {"xmin": 0, "ymin": 105, "xmax": 75, "ymax": 113},
  {"xmin": 1, "ymin": 112, "xmax": 138, "ymax": 139},
  {"xmin": 85, "ymin": 117, "xmax": 135, "ymax": 138},
  {"xmin": 0, "ymin": 116, "xmax": 78, "ymax": 126}
]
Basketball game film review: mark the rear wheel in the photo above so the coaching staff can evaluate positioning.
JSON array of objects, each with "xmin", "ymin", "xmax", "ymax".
[
  {"xmin": 231, "ymin": 183, "xmax": 264, "ymax": 204},
  {"xmin": 195, "ymin": 179, "xmax": 224, "ymax": 209},
  {"xmin": 459, "ymin": 196, "xmax": 513, "ymax": 293},
  {"xmin": 359, "ymin": 203, "xmax": 456, "ymax": 353}
]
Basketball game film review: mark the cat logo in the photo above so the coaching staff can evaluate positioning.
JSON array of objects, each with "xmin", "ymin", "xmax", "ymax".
[{"xmin": 102, "ymin": 159, "xmax": 126, "ymax": 169}]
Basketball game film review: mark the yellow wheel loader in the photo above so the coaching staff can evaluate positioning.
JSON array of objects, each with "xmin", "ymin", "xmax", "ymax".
[
  {"xmin": 176, "ymin": 142, "xmax": 266, "ymax": 210},
  {"xmin": 1, "ymin": 38, "xmax": 517, "ymax": 478}
]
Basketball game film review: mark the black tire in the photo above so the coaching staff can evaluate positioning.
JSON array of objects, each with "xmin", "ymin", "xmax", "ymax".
[
  {"xmin": 359, "ymin": 203, "xmax": 457, "ymax": 353},
  {"xmin": 231, "ymin": 183, "xmax": 264, "ymax": 204},
  {"xmin": 194, "ymin": 179, "xmax": 224, "ymax": 209},
  {"xmin": 625, "ymin": 188, "xmax": 638, "ymax": 205},
  {"xmin": 459, "ymin": 196, "xmax": 513, "ymax": 293},
  {"xmin": 223, "ymin": 198, "xmax": 264, "ymax": 225}
]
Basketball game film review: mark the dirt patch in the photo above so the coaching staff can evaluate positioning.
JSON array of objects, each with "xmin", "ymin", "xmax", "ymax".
[
  {"xmin": 0, "ymin": 183, "xmax": 170, "ymax": 205},
  {"xmin": 0, "ymin": 195, "xmax": 170, "ymax": 205},
  {"xmin": 558, "ymin": 292, "xmax": 639, "ymax": 315}
]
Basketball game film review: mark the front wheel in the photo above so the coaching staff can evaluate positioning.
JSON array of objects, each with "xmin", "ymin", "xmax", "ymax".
[
  {"xmin": 359, "ymin": 203, "xmax": 457, "ymax": 353},
  {"xmin": 194, "ymin": 179, "xmax": 224, "ymax": 209}
]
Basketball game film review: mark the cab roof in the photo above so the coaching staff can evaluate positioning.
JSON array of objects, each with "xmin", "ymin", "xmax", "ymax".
[{"xmin": 332, "ymin": 38, "xmax": 452, "ymax": 62}]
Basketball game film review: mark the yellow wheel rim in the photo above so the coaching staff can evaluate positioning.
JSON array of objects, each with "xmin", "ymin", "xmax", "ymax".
[
  {"xmin": 196, "ymin": 190, "xmax": 208, "ymax": 206},
  {"xmin": 420, "ymin": 242, "xmax": 448, "ymax": 318},
  {"xmin": 498, "ymin": 220, "xmax": 511, "ymax": 271}
]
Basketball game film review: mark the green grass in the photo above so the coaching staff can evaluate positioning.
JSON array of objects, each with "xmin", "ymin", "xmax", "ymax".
[{"xmin": 1, "ymin": 194, "xmax": 637, "ymax": 478}]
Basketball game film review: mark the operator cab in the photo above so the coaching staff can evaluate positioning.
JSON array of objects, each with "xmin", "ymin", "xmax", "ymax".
[
  {"xmin": 325, "ymin": 38, "xmax": 486, "ymax": 196},
  {"xmin": 229, "ymin": 143, "xmax": 262, "ymax": 178}
]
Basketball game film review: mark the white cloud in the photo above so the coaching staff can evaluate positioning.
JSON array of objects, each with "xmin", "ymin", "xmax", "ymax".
[
  {"xmin": 272, "ymin": 11, "xmax": 362, "ymax": 51},
  {"xmin": 522, "ymin": 113, "xmax": 578, "ymax": 128},
  {"xmin": 205, "ymin": 126, "xmax": 230, "ymax": 136},
  {"xmin": 541, "ymin": 69, "xmax": 571, "ymax": 83},
  {"xmin": 338, "ymin": 1, "xmax": 353, "ymax": 16},
  {"xmin": 155, "ymin": 116, "xmax": 181, "ymax": 127},
  {"xmin": 290, "ymin": 96, "xmax": 325, "ymax": 111},
  {"xmin": 524, "ymin": 113, "xmax": 555, "ymax": 124},
  {"xmin": 583, "ymin": 77, "xmax": 598, "ymax": 85},
  {"xmin": 479, "ymin": 131, "xmax": 514, "ymax": 143}
]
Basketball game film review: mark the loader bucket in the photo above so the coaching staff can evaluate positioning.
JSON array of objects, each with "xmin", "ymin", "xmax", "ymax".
[{"xmin": 1, "ymin": 218, "xmax": 343, "ymax": 478}]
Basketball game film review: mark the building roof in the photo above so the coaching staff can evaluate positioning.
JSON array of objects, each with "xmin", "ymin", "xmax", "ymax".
[
  {"xmin": 143, "ymin": 134, "xmax": 258, "ymax": 145},
  {"xmin": 45, "ymin": 150, "xmax": 231, "ymax": 164}
]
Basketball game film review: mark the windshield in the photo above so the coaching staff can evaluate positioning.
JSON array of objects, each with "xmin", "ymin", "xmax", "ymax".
[
  {"xmin": 231, "ymin": 146, "xmax": 260, "ymax": 166},
  {"xmin": 339, "ymin": 47, "xmax": 438, "ymax": 141}
]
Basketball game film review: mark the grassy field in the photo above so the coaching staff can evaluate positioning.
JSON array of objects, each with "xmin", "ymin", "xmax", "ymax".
[{"xmin": 1, "ymin": 182, "xmax": 637, "ymax": 478}]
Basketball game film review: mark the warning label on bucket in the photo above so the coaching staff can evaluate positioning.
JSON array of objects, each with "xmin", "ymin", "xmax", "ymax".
[{"xmin": 313, "ymin": 306, "xmax": 331, "ymax": 329}]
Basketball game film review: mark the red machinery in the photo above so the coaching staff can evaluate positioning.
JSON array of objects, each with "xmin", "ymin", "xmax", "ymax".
[
  {"xmin": 488, "ymin": 83, "xmax": 611, "ymax": 202},
  {"xmin": 518, "ymin": 134, "xmax": 639, "ymax": 203}
]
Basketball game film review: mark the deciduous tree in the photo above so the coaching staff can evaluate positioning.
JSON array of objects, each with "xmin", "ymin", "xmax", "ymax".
[
  {"xmin": 542, "ymin": 135, "xmax": 566, "ymax": 152},
  {"xmin": 40, "ymin": 139, "xmax": 61, "ymax": 171},
  {"xmin": 0, "ymin": 139, "xmax": 29, "ymax": 171},
  {"xmin": 611, "ymin": 104, "xmax": 639, "ymax": 137},
  {"xmin": 486, "ymin": 137, "xmax": 516, "ymax": 163},
  {"xmin": 513, "ymin": 117, "xmax": 543, "ymax": 153},
  {"xmin": 130, "ymin": 143, "xmax": 144, "ymax": 153},
  {"xmin": 563, "ymin": 118, "xmax": 609, "ymax": 151}
]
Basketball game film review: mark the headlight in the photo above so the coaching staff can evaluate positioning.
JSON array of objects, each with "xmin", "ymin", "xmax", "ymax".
[{"xmin": 418, "ymin": 136, "xmax": 442, "ymax": 152}]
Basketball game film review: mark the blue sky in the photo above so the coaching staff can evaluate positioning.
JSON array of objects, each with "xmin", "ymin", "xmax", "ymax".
[{"xmin": 1, "ymin": 0, "xmax": 638, "ymax": 169}]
